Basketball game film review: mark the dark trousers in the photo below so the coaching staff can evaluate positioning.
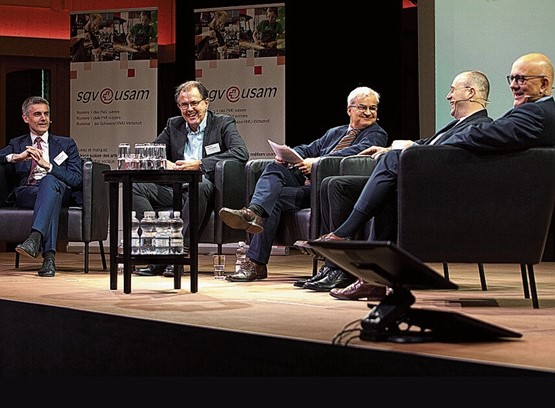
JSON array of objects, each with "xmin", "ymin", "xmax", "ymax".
[
  {"xmin": 132, "ymin": 175, "xmax": 215, "ymax": 245},
  {"xmin": 247, "ymin": 162, "xmax": 310, "ymax": 264},
  {"xmin": 14, "ymin": 174, "xmax": 70, "ymax": 255}
]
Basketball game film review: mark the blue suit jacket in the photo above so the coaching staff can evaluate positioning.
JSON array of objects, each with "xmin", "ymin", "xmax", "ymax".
[
  {"xmin": 292, "ymin": 122, "xmax": 389, "ymax": 159},
  {"xmin": 444, "ymin": 97, "xmax": 555, "ymax": 151},
  {"xmin": 418, "ymin": 109, "xmax": 493, "ymax": 145},
  {"xmin": 0, "ymin": 133, "xmax": 82, "ymax": 189}
]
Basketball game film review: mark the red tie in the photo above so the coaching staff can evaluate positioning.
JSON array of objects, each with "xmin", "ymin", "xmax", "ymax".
[
  {"xmin": 27, "ymin": 136, "xmax": 43, "ymax": 185},
  {"xmin": 332, "ymin": 128, "xmax": 361, "ymax": 152}
]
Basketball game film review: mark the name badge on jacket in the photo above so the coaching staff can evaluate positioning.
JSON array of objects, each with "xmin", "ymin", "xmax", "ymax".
[{"xmin": 205, "ymin": 143, "xmax": 221, "ymax": 155}]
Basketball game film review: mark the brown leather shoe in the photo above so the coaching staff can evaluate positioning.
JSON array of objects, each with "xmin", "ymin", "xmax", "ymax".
[
  {"xmin": 219, "ymin": 207, "xmax": 264, "ymax": 234},
  {"xmin": 329, "ymin": 279, "xmax": 387, "ymax": 300},
  {"xmin": 226, "ymin": 258, "xmax": 267, "ymax": 282}
]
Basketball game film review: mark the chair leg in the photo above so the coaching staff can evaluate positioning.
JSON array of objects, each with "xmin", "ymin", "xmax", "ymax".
[
  {"xmin": 520, "ymin": 263, "xmax": 530, "ymax": 299},
  {"xmin": 99, "ymin": 241, "xmax": 107, "ymax": 270},
  {"xmin": 312, "ymin": 256, "xmax": 319, "ymax": 276},
  {"xmin": 478, "ymin": 263, "xmax": 487, "ymax": 291},
  {"xmin": 525, "ymin": 264, "xmax": 539, "ymax": 309},
  {"xmin": 442, "ymin": 262, "xmax": 449, "ymax": 280},
  {"xmin": 84, "ymin": 242, "xmax": 89, "ymax": 274},
  {"xmin": 217, "ymin": 243, "xmax": 223, "ymax": 255},
  {"xmin": 15, "ymin": 251, "xmax": 20, "ymax": 268}
]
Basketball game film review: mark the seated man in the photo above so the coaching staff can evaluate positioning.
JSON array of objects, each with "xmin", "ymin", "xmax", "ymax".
[
  {"xmin": 132, "ymin": 80, "xmax": 249, "ymax": 276},
  {"xmin": 219, "ymin": 86, "xmax": 388, "ymax": 285},
  {"xmin": 0, "ymin": 96, "xmax": 83, "ymax": 277}
]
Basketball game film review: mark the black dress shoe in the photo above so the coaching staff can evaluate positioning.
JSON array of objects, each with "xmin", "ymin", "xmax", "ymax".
[
  {"xmin": 303, "ymin": 268, "xmax": 356, "ymax": 292},
  {"xmin": 162, "ymin": 265, "xmax": 185, "ymax": 277},
  {"xmin": 226, "ymin": 258, "xmax": 267, "ymax": 282},
  {"xmin": 38, "ymin": 258, "xmax": 56, "ymax": 277},
  {"xmin": 293, "ymin": 265, "xmax": 333, "ymax": 287},
  {"xmin": 219, "ymin": 207, "xmax": 264, "ymax": 234},
  {"xmin": 16, "ymin": 233, "xmax": 42, "ymax": 259},
  {"xmin": 134, "ymin": 264, "xmax": 166, "ymax": 276}
]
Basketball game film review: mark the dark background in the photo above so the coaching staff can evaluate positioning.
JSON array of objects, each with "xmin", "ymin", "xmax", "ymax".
[{"xmin": 166, "ymin": 0, "xmax": 418, "ymax": 146}]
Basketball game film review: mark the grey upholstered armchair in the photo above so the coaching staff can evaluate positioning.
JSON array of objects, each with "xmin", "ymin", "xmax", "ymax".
[
  {"xmin": 339, "ymin": 146, "xmax": 555, "ymax": 308},
  {"xmin": 396, "ymin": 146, "xmax": 555, "ymax": 308},
  {"xmin": 0, "ymin": 157, "xmax": 110, "ymax": 273}
]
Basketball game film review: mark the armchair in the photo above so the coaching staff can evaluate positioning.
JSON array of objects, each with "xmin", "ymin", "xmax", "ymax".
[
  {"xmin": 396, "ymin": 146, "xmax": 555, "ymax": 308},
  {"xmin": 200, "ymin": 159, "xmax": 247, "ymax": 254},
  {"xmin": 0, "ymin": 157, "xmax": 110, "ymax": 274},
  {"xmin": 337, "ymin": 147, "xmax": 555, "ymax": 308}
]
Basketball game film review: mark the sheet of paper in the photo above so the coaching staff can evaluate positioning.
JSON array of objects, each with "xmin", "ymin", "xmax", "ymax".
[{"xmin": 268, "ymin": 139, "xmax": 303, "ymax": 164}]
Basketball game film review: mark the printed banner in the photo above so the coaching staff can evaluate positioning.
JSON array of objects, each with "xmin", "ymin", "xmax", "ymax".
[
  {"xmin": 194, "ymin": 3, "xmax": 285, "ymax": 160},
  {"xmin": 69, "ymin": 9, "xmax": 158, "ymax": 168}
]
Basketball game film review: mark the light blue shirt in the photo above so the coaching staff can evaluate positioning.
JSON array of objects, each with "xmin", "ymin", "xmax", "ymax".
[{"xmin": 183, "ymin": 117, "xmax": 207, "ymax": 160}]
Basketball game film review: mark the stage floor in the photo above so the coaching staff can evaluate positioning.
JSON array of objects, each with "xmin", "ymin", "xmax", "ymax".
[{"xmin": 1, "ymin": 249, "xmax": 555, "ymax": 376}]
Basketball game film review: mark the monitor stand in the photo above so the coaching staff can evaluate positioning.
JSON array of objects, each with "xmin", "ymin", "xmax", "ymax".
[
  {"xmin": 304, "ymin": 240, "xmax": 522, "ymax": 343},
  {"xmin": 359, "ymin": 286, "xmax": 522, "ymax": 343}
]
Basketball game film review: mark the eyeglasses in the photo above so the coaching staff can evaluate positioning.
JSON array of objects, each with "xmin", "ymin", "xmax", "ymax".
[
  {"xmin": 506, "ymin": 75, "xmax": 545, "ymax": 85},
  {"xmin": 349, "ymin": 104, "xmax": 378, "ymax": 113},
  {"xmin": 448, "ymin": 86, "xmax": 470, "ymax": 93},
  {"xmin": 178, "ymin": 100, "xmax": 205, "ymax": 109}
]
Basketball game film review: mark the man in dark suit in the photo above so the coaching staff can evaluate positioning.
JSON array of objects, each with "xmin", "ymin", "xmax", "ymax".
[
  {"xmin": 219, "ymin": 86, "xmax": 389, "ymax": 283},
  {"xmin": 297, "ymin": 70, "xmax": 493, "ymax": 293},
  {"xmin": 310, "ymin": 52, "xmax": 555, "ymax": 299},
  {"xmin": 132, "ymin": 80, "xmax": 249, "ymax": 276},
  {"xmin": 0, "ymin": 96, "xmax": 83, "ymax": 277}
]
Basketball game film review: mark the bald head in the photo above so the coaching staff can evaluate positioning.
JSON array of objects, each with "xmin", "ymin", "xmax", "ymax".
[{"xmin": 509, "ymin": 53, "xmax": 554, "ymax": 106}]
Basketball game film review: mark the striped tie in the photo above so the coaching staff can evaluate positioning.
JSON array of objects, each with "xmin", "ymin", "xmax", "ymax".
[
  {"xmin": 27, "ymin": 136, "xmax": 43, "ymax": 185},
  {"xmin": 332, "ymin": 128, "xmax": 360, "ymax": 152}
]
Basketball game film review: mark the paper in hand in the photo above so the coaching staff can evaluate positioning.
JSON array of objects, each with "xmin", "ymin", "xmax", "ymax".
[{"xmin": 268, "ymin": 139, "xmax": 304, "ymax": 164}]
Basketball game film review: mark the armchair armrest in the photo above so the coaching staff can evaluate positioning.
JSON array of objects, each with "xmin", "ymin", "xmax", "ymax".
[
  {"xmin": 339, "ymin": 155, "xmax": 377, "ymax": 176},
  {"xmin": 214, "ymin": 159, "xmax": 248, "ymax": 243},
  {"xmin": 0, "ymin": 162, "xmax": 15, "ymax": 207},
  {"xmin": 81, "ymin": 159, "xmax": 111, "ymax": 241}
]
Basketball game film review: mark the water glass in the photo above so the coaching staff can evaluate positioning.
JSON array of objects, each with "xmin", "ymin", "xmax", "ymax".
[
  {"xmin": 213, "ymin": 254, "xmax": 226, "ymax": 279},
  {"xmin": 117, "ymin": 143, "xmax": 131, "ymax": 169}
]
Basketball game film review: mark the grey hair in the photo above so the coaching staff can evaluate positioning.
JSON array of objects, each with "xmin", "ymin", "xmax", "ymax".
[
  {"xmin": 21, "ymin": 96, "xmax": 49, "ymax": 116},
  {"xmin": 347, "ymin": 86, "xmax": 380, "ymax": 106}
]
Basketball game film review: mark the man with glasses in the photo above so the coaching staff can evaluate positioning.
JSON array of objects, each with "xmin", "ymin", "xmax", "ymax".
[
  {"xmin": 132, "ymin": 80, "xmax": 249, "ymax": 276},
  {"xmin": 301, "ymin": 52, "xmax": 555, "ymax": 297},
  {"xmin": 218, "ymin": 86, "xmax": 388, "ymax": 283}
]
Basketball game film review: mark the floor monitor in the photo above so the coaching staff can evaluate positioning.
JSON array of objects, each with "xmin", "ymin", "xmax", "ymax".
[{"xmin": 308, "ymin": 240, "xmax": 522, "ymax": 343}]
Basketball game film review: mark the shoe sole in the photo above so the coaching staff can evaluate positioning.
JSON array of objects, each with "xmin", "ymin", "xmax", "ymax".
[
  {"xmin": 226, "ymin": 274, "xmax": 267, "ymax": 282},
  {"xmin": 16, "ymin": 246, "xmax": 38, "ymax": 259},
  {"xmin": 133, "ymin": 271, "xmax": 160, "ymax": 276},
  {"xmin": 220, "ymin": 211, "xmax": 264, "ymax": 234}
]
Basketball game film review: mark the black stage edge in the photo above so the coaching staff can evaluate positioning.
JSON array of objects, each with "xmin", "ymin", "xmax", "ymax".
[{"xmin": 0, "ymin": 299, "xmax": 550, "ymax": 377}]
